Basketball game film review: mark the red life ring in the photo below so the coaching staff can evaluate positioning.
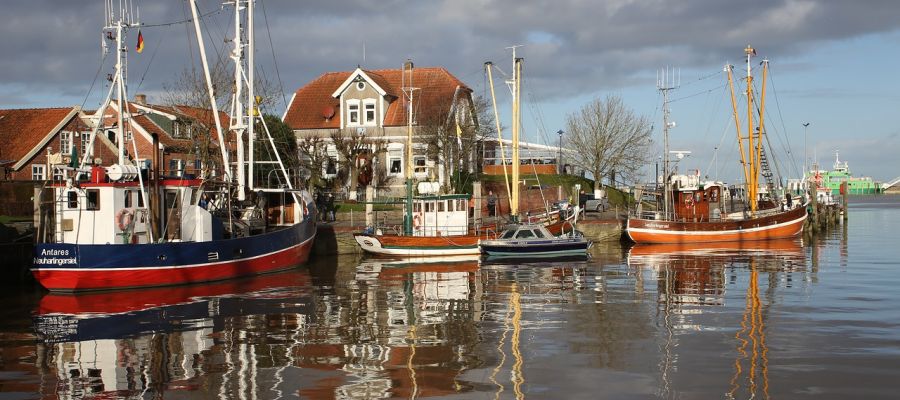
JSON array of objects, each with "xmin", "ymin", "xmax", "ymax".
[
  {"xmin": 116, "ymin": 208, "xmax": 134, "ymax": 231},
  {"xmin": 413, "ymin": 213, "xmax": 422, "ymax": 230}
]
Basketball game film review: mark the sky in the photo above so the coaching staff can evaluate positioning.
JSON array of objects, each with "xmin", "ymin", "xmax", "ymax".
[{"xmin": 2, "ymin": 0, "xmax": 900, "ymax": 184}]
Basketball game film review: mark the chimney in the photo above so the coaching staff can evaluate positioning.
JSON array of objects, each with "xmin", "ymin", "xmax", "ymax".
[
  {"xmin": 134, "ymin": 93, "xmax": 147, "ymax": 104},
  {"xmin": 403, "ymin": 59, "xmax": 414, "ymax": 72}
]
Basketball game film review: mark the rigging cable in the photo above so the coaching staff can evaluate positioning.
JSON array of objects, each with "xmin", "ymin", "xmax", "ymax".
[
  {"xmin": 80, "ymin": 50, "xmax": 110, "ymax": 110},
  {"xmin": 260, "ymin": 0, "xmax": 289, "ymax": 109}
]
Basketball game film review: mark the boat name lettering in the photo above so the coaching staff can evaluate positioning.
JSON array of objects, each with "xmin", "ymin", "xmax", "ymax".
[
  {"xmin": 33, "ymin": 256, "xmax": 77, "ymax": 266},
  {"xmin": 645, "ymin": 223, "xmax": 670, "ymax": 229},
  {"xmin": 40, "ymin": 249, "xmax": 70, "ymax": 256}
]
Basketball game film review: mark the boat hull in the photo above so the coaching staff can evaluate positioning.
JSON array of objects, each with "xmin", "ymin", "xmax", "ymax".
[
  {"xmin": 479, "ymin": 238, "xmax": 591, "ymax": 258},
  {"xmin": 625, "ymin": 205, "xmax": 807, "ymax": 244},
  {"xmin": 31, "ymin": 219, "xmax": 316, "ymax": 292},
  {"xmin": 354, "ymin": 233, "xmax": 481, "ymax": 256}
]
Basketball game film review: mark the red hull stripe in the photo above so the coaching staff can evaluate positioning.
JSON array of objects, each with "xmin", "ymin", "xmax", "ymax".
[{"xmin": 31, "ymin": 236, "xmax": 314, "ymax": 291}]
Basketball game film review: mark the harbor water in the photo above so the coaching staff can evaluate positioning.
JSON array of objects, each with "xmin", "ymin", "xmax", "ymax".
[{"xmin": 1, "ymin": 196, "xmax": 898, "ymax": 399}]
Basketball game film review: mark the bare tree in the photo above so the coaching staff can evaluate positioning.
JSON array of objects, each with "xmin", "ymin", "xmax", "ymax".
[
  {"xmin": 330, "ymin": 128, "xmax": 388, "ymax": 199},
  {"xmin": 297, "ymin": 134, "xmax": 329, "ymax": 193},
  {"xmin": 565, "ymin": 94, "xmax": 653, "ymax": 192},
  {"xmin": 418, "ymin": 95, "xmax": 491, "ymax": 193}
]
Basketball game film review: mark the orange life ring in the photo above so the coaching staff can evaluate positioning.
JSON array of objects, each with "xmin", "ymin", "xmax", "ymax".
[
  {"xmin": 116, "ymin": 208, "xmax": 134, "ymax": 231},
  {"xmin": 413, "ymin": 213, "xmax": 422, "ymax": 230}
]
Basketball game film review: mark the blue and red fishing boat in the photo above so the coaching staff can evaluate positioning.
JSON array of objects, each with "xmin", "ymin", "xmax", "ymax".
[{"xmin": 31, "ymin": 0, "xmax": 316, "ymax": 291}]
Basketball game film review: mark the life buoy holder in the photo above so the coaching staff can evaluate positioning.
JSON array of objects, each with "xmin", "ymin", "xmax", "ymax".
[
  {"xmin": 116, "ymin": 208, "xmax": 135, "ymax": 231},
  {"xmin": 413, "ymin": 213, "xmax": 422, "ymax": 230},
  {"xmin": 303, "ymin": 202, "xmax": 310, "ymax": 218}
]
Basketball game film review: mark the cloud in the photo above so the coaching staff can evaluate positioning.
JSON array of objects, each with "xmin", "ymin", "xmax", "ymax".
[{"xmin": 3, "ymin": 0, "xmax": 900, "ymax": 109}]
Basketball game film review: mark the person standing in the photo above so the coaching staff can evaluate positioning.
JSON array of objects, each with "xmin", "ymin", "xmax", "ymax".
[{"xmin": 487, "ymin": 190, "xmax": 497, "ymax": 217}]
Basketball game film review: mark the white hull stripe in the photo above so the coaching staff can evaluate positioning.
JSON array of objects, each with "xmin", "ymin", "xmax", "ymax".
[
  {"xmin": 30, "ymin": 234, "xmax": 315, "ymax": 272},
  {"xmin": 627, "ymin": 214, "xmax": 807, "ymax": 236}
]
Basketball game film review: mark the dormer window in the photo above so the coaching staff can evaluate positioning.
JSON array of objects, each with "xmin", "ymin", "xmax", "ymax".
[
  {"xmin": 347, "ymin": 100, "xmax": 360, "ymax": 126},
  {"xmin": 364, "ymin": 99, "xmax": 376, "ymax": 126}
]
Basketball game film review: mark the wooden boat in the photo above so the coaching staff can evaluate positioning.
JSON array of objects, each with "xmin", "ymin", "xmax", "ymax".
[
  {"xmin": 31, "ymin": 1, "xmax": 316, "ymax": 291},
  {"xmin": 626, "ymin": 46, "xmax": 807, "ymax": 244},
  {"xmin": 354, "ymin": 194, "xmax": 574, "ymax": 256},
  {"xmin": 355, "ymin": 56, "xmax": 573, "ymax": 257}
]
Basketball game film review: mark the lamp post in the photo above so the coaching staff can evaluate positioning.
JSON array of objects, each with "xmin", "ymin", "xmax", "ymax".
[
  {"xmin": 557, "ymin": 129, "xmax": 563, "ymax": 174},
  {"xmin": 802, "ymin": 122, "xmax": 810, "ymax": 175}
]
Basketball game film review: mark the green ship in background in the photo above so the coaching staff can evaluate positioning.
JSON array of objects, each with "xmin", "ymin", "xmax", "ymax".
[{"xmin": 809, "ymin": 151, "xmax": 883, "ymax": 195}]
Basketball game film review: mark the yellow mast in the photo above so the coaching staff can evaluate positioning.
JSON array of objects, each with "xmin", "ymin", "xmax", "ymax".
[
  {"xmin": 726, "ymin": 65, "xmax": 751, "ymax": 193},
  {"xmin": 511, "ymin": 57, "xmax": 522, "ymax": 218},
  {"xmin": 485, "ymin": 62, "xmax": 512, "ymax": 206}
]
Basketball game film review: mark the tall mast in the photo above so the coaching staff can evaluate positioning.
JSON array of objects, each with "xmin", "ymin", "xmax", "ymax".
[
  {"xmin": 231, "ymin": 0, "xmax": 246, "ymax": 197},
  {"xmin": 658, "ymin": 67, "xmax": 678, "ymax": 219},
  {"xmin": 402, "ymin": 60, "xmax": 417, "ymax": 235},
  {"xmin": 745, "ymin": 45, "xmax": 757, "ymax": 212},
  {"xmin": 484, "ymin": 62, "xmax": 512, "ymax": 206},
  {"xmin": 247, "ymin": 0, "xmax": 255, "ymax": 193},
  {"xmin": 505, "ymin": 46, "xmax": 523, "ymax": 220}
]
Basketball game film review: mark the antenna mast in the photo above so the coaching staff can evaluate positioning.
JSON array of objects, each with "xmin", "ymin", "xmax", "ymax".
[{"xmin": 657, "ymin": 66, "xmax": 679, "ymax": 219}]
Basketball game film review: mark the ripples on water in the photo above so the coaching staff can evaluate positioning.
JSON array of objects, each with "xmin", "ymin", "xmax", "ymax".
[{"xmin": 1, "ymin": 196, "xmax": 899, "ymax": 399}]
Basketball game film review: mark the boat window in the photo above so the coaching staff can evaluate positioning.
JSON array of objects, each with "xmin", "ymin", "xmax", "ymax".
[
  {"xmin": 515, "ymin": 230, "xmax": 535, "ymax": 239},
  {"xmin": 413, "ymin": 202, "xmax": 421, "ymax": 213},
  {"xmin": 124, "ymin": 190, "xmax": 132, "ymax": 208},
  {"xmin": 425, "ymin": 202, "xmax": 434, "ymax": 212},
  {"xmin": 695, "ymin": 192, "xmax": 703, "ymax": 202},
  {"xmin": 67, "ymin": 191, "xmax": 78, "ymax": 209},
  {"xmin": 710, "ymin": 188, "xmax": 719, "ymax": 202},
  {"xmin": 438, "ymin": 201, "xmax": 445, "ymax": 212},
  {"xmin": 86, "ymin": 189, "xmax": 100, "ymax": 210},
  {"xmin": 137, "ymin": 191, "xmax": 144, "ymax": 207},
  {"xmin": 501, "ymin": 230, "xmax": 517, "ymax": 239},
  {"xmin": 447, "ymin": 200, "xmax": 454, "ymax": 212},
  {"xmin": 531, "ymin": 229, "xmax": 545, "ymax": 238},
  {"xmin": 459, "ymin": 199, "xmax": 467, "ymax": 211}
]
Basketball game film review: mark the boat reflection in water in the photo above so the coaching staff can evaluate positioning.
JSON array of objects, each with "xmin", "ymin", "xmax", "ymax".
[
  {"xmin": 626, "ymin": 239, "xmax": 806, "ymax": 399},
  {"xmin": 34, "ymin": 270, "xmax": 316, "ymax": 398},
  {"xmin": 33, "ymin": 255, "xmax": 489, "ymax": 399}
]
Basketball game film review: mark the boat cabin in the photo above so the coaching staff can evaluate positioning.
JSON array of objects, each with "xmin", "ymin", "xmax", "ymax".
[
  {"xmin": 498, "ymin": 223, "xmax": 554, "ymax": 240},
  {"xmin": 668, "ymin": 173, "xmax": 727, "ymax": 222},
  {"xmin": 49, "ymin": 165, "xmax": 208, "ymax": 245},
  {"xmin": 408, "ymin": 194, "xmax": 470, "ymax": 236}
]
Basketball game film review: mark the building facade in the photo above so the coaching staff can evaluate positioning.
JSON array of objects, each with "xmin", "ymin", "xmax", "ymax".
[{"xmin": 283, "ymin": 63, "xmax": 476, "ymax": 197}]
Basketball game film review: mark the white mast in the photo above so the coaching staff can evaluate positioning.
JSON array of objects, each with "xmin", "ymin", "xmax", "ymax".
[
  {"xmin": 231, "ymin": 0, "xmax": 245, "ymax": 197},
  {"xmin": 657, "ymin": 67, "xmax": 679, "ymax": 219},
  {"xmin": 247, "ymin": 0, "xmax": 256, "ymax": 193}
]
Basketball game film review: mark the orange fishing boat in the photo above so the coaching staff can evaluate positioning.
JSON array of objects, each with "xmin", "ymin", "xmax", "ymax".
[{"xmin": 626, "ymin": 46, "xmax": 807, "ymax": 244}]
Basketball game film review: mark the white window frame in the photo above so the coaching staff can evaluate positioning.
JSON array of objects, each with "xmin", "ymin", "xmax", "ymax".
[
  {"xmin": 80, "ymin": 131, "xmax": 91, "ymax": 158},
  {"xmin": 363, "ymin": 99, "xmax": 377, "ymax": 126},
  {"xmin": 32, "ymin": 164, "xmax": 46, "ymax": 181},
  {"xmin": 59, "ymin": 131, "xmax": 72, "ymax": 155},
  {"xmin": 346, "ymin": 99, "xmax": 361, "ymax": 127},
  {"xmin": 413, "ymin": 155, "xmax": 427, "ymax": 178}
]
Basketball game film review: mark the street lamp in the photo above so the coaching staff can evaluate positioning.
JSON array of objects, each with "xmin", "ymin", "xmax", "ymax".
[
  {"xmin": 557, "ymin": 129, "xmax": 564, "ymax": 174},
  {"xmin": 802, "ymin": 122, "xmax": 810, "ymax": 174}
]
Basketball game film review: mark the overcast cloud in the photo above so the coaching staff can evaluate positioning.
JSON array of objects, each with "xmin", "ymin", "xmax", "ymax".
[
  {"xmin": 3, "ymin": 1, "xmax": 900, "ymax": 180},
  {"xmin": 4, "ymin": 0, "xmax": 900, "ymax": 107}
]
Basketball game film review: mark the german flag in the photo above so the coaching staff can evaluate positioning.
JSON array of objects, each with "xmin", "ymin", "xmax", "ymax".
[{"xmin": 136, "ymin": 30, "xmax": 144, "ymax": 53}]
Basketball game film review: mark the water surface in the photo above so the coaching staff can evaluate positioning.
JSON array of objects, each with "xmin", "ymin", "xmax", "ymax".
[{"xmin": 1, "ymin": 196, "xmax": 898, "ymax": 399}]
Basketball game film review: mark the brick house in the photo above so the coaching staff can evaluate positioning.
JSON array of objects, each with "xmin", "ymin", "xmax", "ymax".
[
  {"xmin": 0, "ymin": 106, "xmax": 119, "ymax": 182},
  {"xmin": 282, "ymin": 63, "xmax": 476, "ymax": 196}
]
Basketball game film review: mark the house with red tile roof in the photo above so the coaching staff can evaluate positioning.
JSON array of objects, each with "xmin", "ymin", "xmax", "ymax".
[
  {"xmin": 283, "ymin": 63, "xmax": 477, "ymax": 196},
  {"xmin": 0, "ymin": 98, "xmax": 230, "ymax": 184},
  {"xmin": 104, "ymin": 97, "xmax": 230, "ymax": 179},
  {"xmin": 0, "ymin": 106, "xmax": 118, "ymax": 182}
]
